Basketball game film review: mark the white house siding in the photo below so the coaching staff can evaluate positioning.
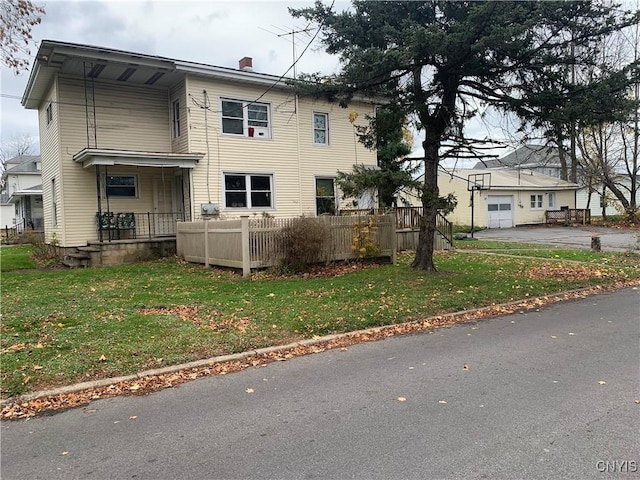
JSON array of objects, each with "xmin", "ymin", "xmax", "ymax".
[
  {"xmin": 55, "ymin": 76, "xmax": 173, "ymax": 246},
  {"xmin": 576, "ymin": 188, "xmax": 624, "ymax": 218},
  {"xmin": 39, "ymin": 78, "xmax": 64, "ymax": 244},
  {"xmin": 1, "ymin": 204, "xmax": 15, "ymax": 229},
  {"xmin": 185, "ymin": 75, "xmax": 377, "ymax": 218}
]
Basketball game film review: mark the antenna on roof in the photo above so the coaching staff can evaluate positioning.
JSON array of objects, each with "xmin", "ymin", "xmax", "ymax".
[{"xmin": 261, "ymin": 23, "xmax": 313, "ymax": 79}]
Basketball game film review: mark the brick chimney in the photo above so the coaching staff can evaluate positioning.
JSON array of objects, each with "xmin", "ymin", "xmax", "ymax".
[{"xmin": 239, "ymin": 57, "xmax": 253, "ymax": 72}]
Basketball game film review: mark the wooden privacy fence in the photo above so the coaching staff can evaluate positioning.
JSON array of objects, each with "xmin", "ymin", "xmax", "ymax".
[
  {"xmin": 177, "ymin": 215, "xmax": 396, "ymax": 277},
  {"xmin": 545, "ymin": 209, "xmax": 591, "ymax": 225}
]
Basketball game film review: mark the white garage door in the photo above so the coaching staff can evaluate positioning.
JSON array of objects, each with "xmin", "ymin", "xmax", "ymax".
[{"xmin": 487, "ymin": 195, "xmax": 514, "ymax": 228}]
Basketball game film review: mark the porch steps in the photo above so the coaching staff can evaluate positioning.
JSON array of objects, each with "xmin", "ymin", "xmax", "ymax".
[{"xmin": 62, "ymin": 246, "xmax": 100, "ymax": 268}]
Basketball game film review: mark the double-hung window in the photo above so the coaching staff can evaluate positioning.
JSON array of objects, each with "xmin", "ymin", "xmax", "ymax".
[
  {"xmin": 106, "ymin": 175, "xmax": 137, "ymax": 197},
  {"xmin": 313, "ymin": 112, "xmax": 329, "ymax": 145},
  {"xmin": 530, "ymin": 194, "xmax": 543, "ymax": 209},
  {"xmin": 316, "ymin": 178, "xmax": 336, "ymax": 215},
  {"xmin": 224, "ymin": 173, "xmax": 273, "ymax": 209},
  {"xmin": 172, "ymin": 99, "xmax": 181, "ymax": 138},
  {"xmin": 221, "ymin": 99, "xmax": 271, "ymax": 138}
]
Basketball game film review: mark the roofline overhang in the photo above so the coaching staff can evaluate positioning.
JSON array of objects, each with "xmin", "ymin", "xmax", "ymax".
[
  {"xmin": 22, "ymin": 40, "xmax": 381, "ymax": 109},
  {"xmin": 72, "ymin": 148, "xmax": 204, "ymax": 169}
]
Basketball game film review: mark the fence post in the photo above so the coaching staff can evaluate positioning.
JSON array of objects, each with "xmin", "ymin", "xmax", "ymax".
[
  {"xmin": 389, "ymin": 214, "xmax": 397, "ymax": 265},
  {"xmin": 241, "ymin": 215, "xmax": 250, "ymax": 278},
  {"xmin": 204, "ymin": 219, "xmax": 209, "ymax": 268}
]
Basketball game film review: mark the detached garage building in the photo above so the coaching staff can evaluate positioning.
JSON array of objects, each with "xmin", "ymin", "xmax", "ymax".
[{"xmin": 401, "ymin": 169, "xmax": 579, "ymax": 229}]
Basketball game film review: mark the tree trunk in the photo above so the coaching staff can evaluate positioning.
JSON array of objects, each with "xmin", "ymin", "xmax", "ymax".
[{"xmin": 412, "ymin": 135, "xmax": 439, "ymax": 272}]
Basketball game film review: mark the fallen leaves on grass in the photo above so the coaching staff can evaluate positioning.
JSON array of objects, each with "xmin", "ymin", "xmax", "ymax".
[
  {"xmin": 2, "ymin": 280, "xmax": 638, "ymax": 420},
  {"xmin": 526, "ymin": 264, "xmax": 616, "ymax": 281},
  {"xmin": 137, "ymin": 305, "xmax": 251, "ymax": 333}
]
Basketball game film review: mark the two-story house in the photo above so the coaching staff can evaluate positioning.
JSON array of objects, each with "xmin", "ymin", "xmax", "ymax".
[
  {"xmin": 0, "ymin": 155, "xmax": 43, "ymax": 232},
  {"xmin": 21, "ymin": 40, "xmax": 377, "ymax": 260}
]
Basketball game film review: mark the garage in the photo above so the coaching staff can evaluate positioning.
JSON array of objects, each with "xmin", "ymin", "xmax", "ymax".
[{"xmin": 487, "ymin": 195, "xmax": 514, "ymax": 228}]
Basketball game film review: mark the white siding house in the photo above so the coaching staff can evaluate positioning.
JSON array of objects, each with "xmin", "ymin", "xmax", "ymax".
[
  {"xmin": 21, "ymin": 41, "xmax": 377, "ymax": 252},
  {"xmin": 0, "ymin": 155, "xmax": 43, "ymax": 231}
]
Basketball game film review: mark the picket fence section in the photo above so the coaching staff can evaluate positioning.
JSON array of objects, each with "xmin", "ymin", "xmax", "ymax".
[{"xmin": 177, "ymin": 215, "xmax": 396, "ymax": 277}]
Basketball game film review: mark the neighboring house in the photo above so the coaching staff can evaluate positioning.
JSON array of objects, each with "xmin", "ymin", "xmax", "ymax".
[
  {"xmin": 0, "ymin": 155, "xmax": 43, "ymax": 231},
  {"xmin": 0, "ymin": 190, "xmax": 13, "ymax": 230},
  {"xmin": 21, "ymin": 40, "xmax": 377, "ymax": 255},
  {"xmin": 576, "ymin": 177, "xmax": 637, "ymax": 218},
  {"xmin": 399, "ymin": 169, "xmax": 579, "ymax": 228},
  {"xmin": 474, "ymin": 144, "xmax": 563, "ymax": 178},
  {"xmin": 474, "ymin": 144, "xmax": 631, "ymax": 217}
]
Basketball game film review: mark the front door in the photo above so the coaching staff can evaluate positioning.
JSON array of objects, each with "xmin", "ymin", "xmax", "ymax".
[{"xmin": 153, "ymin": 175, "xmax": 175, "ymax": 235}]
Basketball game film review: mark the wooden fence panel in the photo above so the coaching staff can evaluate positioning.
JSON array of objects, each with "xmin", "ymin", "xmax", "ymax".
[{"xmin": 177, "ymin": 215, "xmax": 397, "ymax": 276}]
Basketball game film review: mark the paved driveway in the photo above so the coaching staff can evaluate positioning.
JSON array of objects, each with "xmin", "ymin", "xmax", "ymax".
[{"xmin": 473, "ymin": 225, "xmax": 640, "ymax": 251}]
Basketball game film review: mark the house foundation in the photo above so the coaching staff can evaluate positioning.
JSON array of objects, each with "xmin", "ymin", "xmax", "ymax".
[{"xmin": 61, "ymin": 238, "xmax": 176, "ymax": 267}]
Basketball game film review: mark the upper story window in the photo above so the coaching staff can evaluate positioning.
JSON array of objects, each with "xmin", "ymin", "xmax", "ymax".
[
  {"xmin": 46, "ymin": 103, "xmax": 53, "ymax": 125},
  {"xmin": 530, "ymin": 194, "xmax": 543, "ymax": 209},
  {"xmin": 313, "ymin": 112, "xmax": 329, "ymax": 145},
  {"xmin": 172, "ymin": 99, "xmax": 181, "ymax": 138},
  {"xmin": 106, "ymin": 175, "xmax": 138, "ymax": 197},
  {"xmin": 221, "ymin": 99, "xmax": 271, "ymax": 138},
  {"xmin": 224, "ymin": 173, "xmax": 273, "ymax": 209}
]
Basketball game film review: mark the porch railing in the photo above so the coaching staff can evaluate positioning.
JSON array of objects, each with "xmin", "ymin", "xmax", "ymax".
[
  {"xmin": 545, "ymin": 208, "xmax": 591, "ymax": 225},
  {"xmin": 96, "ymin": 211, "xmax": 186, "ymax": 241}
]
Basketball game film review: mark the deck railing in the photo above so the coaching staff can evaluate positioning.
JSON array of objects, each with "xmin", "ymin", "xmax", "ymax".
[
  {"xmin": 339, "ymin": 207, "xmax": 454, "ymax": 249},
  {"xmin": 177, "ymin": 215, "xmax": 396, "ymax": 277},
  {"xmin": 545, "ymin": 209, "xmax": 591, "ymax": 225},
  {"xmin": 96, "ymin": 211, "xmax": 186, "ymax": 241}
]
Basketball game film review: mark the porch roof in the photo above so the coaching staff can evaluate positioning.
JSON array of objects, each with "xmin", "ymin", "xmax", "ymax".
[
  {"xmin": 9, "ymin": 184, "xmax": 43, "ymax": 203},
  {"xmin": 73, "ymin": 148, "xmax": 204, "ymax": 169}
]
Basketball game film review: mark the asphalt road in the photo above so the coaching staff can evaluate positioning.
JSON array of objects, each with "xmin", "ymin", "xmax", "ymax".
[{"xmin": 2, "ymin": 288, "xmax": 639, "ymax": 480}]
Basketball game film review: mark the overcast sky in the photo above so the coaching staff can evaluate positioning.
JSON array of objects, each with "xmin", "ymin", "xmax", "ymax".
[
  {"xmin": 1, "ymin": 0, "xmax": 515, "ymax": 165},
  {"xmin": 1, "ymin": 1, "xmax": 352, "ymax": 148}
]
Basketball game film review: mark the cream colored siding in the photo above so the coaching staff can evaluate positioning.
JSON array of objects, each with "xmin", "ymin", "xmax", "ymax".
[
  {"xmin": 186, "ymin": 75, "xmax": 376, "ymax": 218},
  {"xmin": 170, "ymin": 80, "xmax": 189, "ymax": 153},
  {"xmin": 38, "ymin": 77, "xmax": 64, "ymax": 244},
  {"xmin": 420, "ymin": 173, "xmax": 577, "ymax": 227},
  {"xmin": 55, "ymin": 76, "xmax": 173, "ymax": 245}
]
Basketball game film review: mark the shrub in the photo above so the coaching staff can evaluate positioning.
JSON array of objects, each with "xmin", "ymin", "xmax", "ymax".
[
  {"xmin": 30, "ymin": 234, "xmax": 61, "ymax": 268},
  {"xmin": 351, "ymin": 216, "xmax": 381, "ymax": 259},
  {"xmin": 274, "ymin": 217, "xmax": 330, "ymax": 273}
]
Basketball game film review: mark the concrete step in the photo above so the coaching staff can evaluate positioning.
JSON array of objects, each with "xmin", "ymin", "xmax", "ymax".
[{"xmin": 77, "ymin": 246, "xmax": 101, "ymax": 253}]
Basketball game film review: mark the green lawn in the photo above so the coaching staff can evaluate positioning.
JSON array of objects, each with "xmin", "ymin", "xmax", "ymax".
[
  {"xmin": 0, "ymin": 246, "xmax": 37, "ymax": 272},
  {"xmin": 1, "ymin": 247, "xmax": 638, "ymax": 398}
]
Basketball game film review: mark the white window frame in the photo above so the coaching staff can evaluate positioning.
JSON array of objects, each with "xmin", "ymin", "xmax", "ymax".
[
  {"xmin": 46, "ymin": 103, "xmax": 53, "ymax": 125},
  {"xmin": 530, "ymin": 194, "xmax": 543, "ymax": 210},
  {"xmin": 104, "ymin": 174, "xmax": 139, "ymax": 198},
  {"xmin": 313, "ymin": 112, "xmax": 329, "ymax": 145},
  {"xmin": 548, "ymin": 192, "xmax": 556, "ymax": 209},
  {"xmin": 315, "ymin": 177, "xmax": 337, "ymax": 216},
  {"xmin": 220, "ymin": 98, "xmax": 271, "ymax": 138},
  {"xmin": 172, "ymin": 99, "xmax": 181, "ymax": 138},
  {"xmin": 51, "ymin": 178, "xmax": 58, "ymax": 227},
  {"xmin": 223, "ymin": 173, "xmax": 274, "ymax": 209}
]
